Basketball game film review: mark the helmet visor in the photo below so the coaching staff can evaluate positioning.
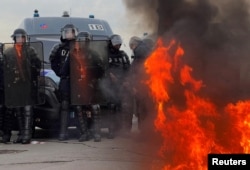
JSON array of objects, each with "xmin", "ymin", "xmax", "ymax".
[
  {"xmin": 62, "ymin": 28, "xmax": 78, "ymax": 40},
  {"xmin": 15, "ymin": 34, "xmax": 27, "ymax": 43}
]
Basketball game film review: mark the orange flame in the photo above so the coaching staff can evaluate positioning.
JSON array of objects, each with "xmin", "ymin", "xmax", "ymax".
[
  {"xmin": 144, "ymin": 38, "xmax": 250, "ymax": 170},
  {"xmin": 72, "ymin": 45, "xmax": 87, "ymax": 78},
  {"xmin": 225, "ymin": 101, "xmax": 250, "ymax": 153},
  {"xmin": 145, "ymin": 39, "xmax": 173, "ymax": 103},
  {"xmin": 14, "ymin": 44, "xmax": 25, "ymax": 80}
]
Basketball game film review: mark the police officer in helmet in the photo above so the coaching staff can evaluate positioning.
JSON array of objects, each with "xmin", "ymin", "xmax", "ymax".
[
  {"xmin": 129, "ymin": 36, "xmax": 153, "ymax": 132},
  {"xmin": 3, "ymin": 28, "xmax": 41, "ymax": 144},
  {"xmin": 71, "ymin": 31, "xmax": 92, "ymax": 142},
  {"xmin": 107, "ymin": 34, "xmax": 131, "ymax": 138},
  {"xmin": 71, "ymin": 31, "xmax": 104, "ymax": 142},
  {"xmin": 49, "ymin": 24, "xmax": 78, "ymax": 141}
]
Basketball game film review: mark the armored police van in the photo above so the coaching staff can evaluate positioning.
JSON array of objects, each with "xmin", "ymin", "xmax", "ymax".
[{"xmin": 18, "ymin": 12, "xmax": 114, "ymax": 130}]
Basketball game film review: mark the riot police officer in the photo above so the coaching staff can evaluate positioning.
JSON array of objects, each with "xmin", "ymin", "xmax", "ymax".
[
  {"xmin": 49, "ymin": 24, "xmax": 78, "ymax": 141},
  {"xmin": 50, "ymin": 26, "xmax": 104, "ymax": 142},
  {"xmin": 70, "ymin": 31, "xmax": 105, "ymax": 142},
  {"xmin": 106, "ymin": 34, "xmax": 131, "ymax": 138},
  {"xmin": 129, "ymin": 36, "xmax": 153, "ymax": 132},
  {"xmin": 2, "ymin": 28, "xmax": 42, "ymax": 144}
]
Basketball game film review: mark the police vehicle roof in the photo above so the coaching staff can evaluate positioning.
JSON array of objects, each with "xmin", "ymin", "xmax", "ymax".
[
  {"xmin": 17, "ymin": 16, "xmax": 113, "ymax": 62},
  {"xmin": 19, "ymin": 17, "xmax": 113, "ymax": 37}
]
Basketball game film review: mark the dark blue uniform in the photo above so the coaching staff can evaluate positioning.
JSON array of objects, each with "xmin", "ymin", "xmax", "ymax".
[
  {"xmin": 50, "ymin": 42, "xmax": 71, "ymax": 100},
  {"xmin": 49, "ymin": 40, "xmax": 72, "ymax": 140},
  {"xmin": 108, "ymin": 49, "xmax": 130, "ymax": 101},
  {"xmin": 2, "ymin": 43, "xmax": 41, "ymax": 144},
  {"xmin": 50, "ymin": 39, "xmax": 105, "ymax": 142},
  {"xmin": 70, "ymin": 40, "xmax": 106, "ymax": 142},
  {"xmin": 106, "ymin": 44, "xmax": 131, "ymax": 137},
  {"xmin": 130, "ymin": 40, "xmax": 152, "ymax": 131}
]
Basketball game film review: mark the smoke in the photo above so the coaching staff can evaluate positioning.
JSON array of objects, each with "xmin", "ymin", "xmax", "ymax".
[
  {"xmin": 121, "ymin": 1, "xmax": 250, "ymax": 168},
  {"xmin": 123, "ymin": 0, "xmax": 250, "ymax": 106},
  {"xmin": 121, "ymin": 0, "xmax": 158, "ymax": 37}
]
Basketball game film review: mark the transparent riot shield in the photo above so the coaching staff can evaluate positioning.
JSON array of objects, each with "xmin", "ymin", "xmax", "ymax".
[
  {"xmin": 70, "ymin": 40, "xmax": 109, "ymax": 105},
  {"xmin": 0, "ymin": 43, "xmax": 4, "ymax": 105},
  {"xmin": 3, "ymin": 42, "xmax": 45, "ymax": 107}
]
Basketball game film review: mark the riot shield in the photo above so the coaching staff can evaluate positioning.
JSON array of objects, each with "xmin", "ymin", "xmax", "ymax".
[
  {"xmin": 70, "ymin": 40, "xmax": 109, "ymax": 105},
  {"xmin": 0, "ymin": 43, "xmax": 4, "ymax": 105},
  {"xmin": 3, "ymin": 42, "xmax": 45, "ymax": 107}
]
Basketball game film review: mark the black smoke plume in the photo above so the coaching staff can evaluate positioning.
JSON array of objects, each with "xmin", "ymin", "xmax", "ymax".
[{"xmin": 123, "ymin": 0, "xmax": 250, "ymax": 107}]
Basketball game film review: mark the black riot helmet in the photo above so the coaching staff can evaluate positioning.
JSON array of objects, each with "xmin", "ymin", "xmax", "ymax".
[
  {"xmin": 109, "ymin": 34, "xmax": 122, "ymax": 52},
  {"xmin": 74, "ymin": 31, "xmax": 92, "ymax": 51},
  {"xmin": 76, "ymin": 31, "xmax": 93, "ymax": 41},
  {"xmin": 11, "ymin": 28, "xmax": 28, "ymax": 43},
  {"xmin": 61, "ymin": 24, "xmax": 78, "ymax": 41},
  {"xmin": 110, "ymin": 34, "xmax": 122, "ymax": 47}
]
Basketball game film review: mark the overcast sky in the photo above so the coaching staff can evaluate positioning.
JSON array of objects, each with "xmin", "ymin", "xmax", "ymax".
[{"xmin": 0, "ymin": 0, "xmax": 155, "ymax": 56}]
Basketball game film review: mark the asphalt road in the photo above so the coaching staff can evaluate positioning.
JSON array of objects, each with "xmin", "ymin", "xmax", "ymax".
[{"xmin": 0, "ymin": 116, "xmax": 164, "ymax": 170}]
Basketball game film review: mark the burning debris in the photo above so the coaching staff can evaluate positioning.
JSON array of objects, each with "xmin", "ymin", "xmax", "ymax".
[{"xmin": 123, "ymin": 0, "xmax": 250, "ymax": 169}]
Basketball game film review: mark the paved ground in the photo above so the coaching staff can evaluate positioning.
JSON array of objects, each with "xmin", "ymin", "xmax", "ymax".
[{"xmin": 0, "ymin": 116, "xmax": 165, "ymax": 170}]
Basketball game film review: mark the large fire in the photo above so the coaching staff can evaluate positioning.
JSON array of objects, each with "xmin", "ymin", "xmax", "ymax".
[{"xmin": 144, "ymin": 38, "xmax": 250, "ymax": 170}]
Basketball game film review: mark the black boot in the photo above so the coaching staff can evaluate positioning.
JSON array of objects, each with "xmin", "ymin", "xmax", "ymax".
[
  {"xmin": 137, "ymin": 101, "xmax": 147, "ymax": 132},
  {"xmin": 120, "ymin": 102, "xmax": 133, "ymax": 135},
  {"xmin": 22, "ymin": 106, "xmax": 33, "ymax": 144},
  {"xmin": 58, "ymin": 100, "xmax": 69, "ymax": 141},
  {"xmin": 2, "ymin": 134, "xmax": 11, "ymax": 144},
  {"xmin": 13, "ymin": 108, "xmax": 23, "ymax": 143},
  {"xmin": 2, "ymin": 108, "xmax": 13, "ymax": 143},
  {"xmin": 92, "ymin": 104, "xmax": 101, "ymax": 142},
  {"xmin": 76, "ymin": 106, "xmax": 88, "ymax": 142}
]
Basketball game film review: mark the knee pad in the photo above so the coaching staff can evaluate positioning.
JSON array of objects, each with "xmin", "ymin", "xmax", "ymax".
[{"xmin": 24, "ymin": 105, "xmax": 33, "ymax": 116}]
